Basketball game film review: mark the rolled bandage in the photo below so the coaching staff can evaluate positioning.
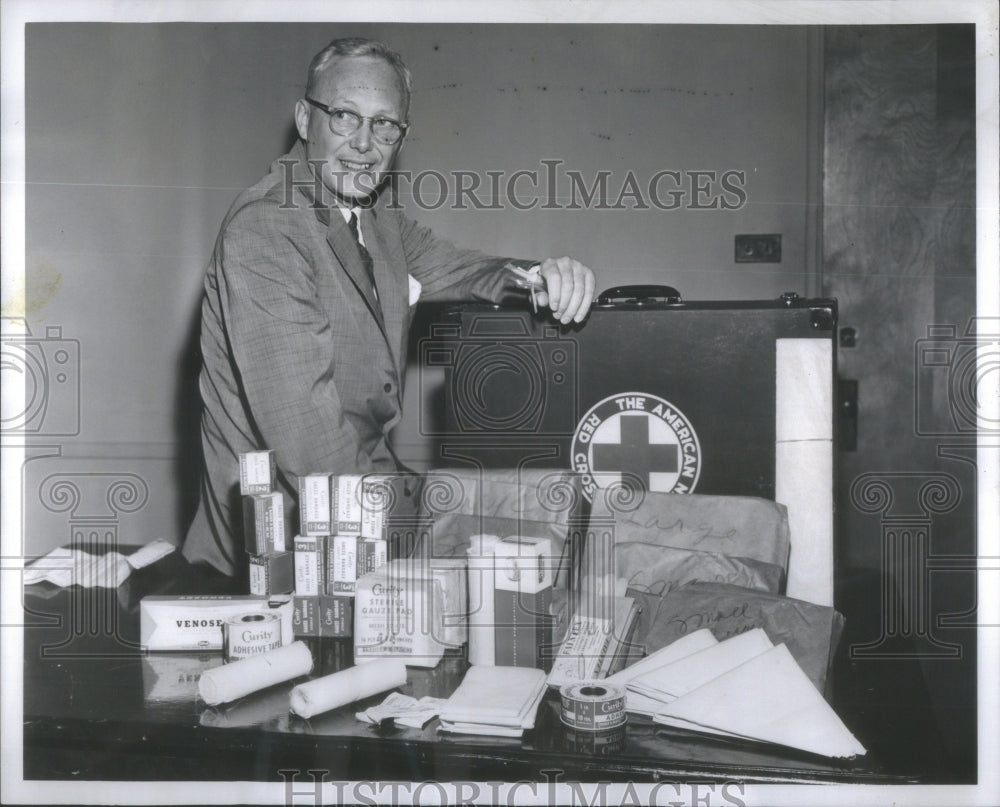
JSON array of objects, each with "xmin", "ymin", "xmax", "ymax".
[
  {"xmin": 289, "ymin": 658, "xmax": 407, "ymax": 719},
  {"xmin": 198, "ymin": 640, "xmax": 313, "ymax": 706}
]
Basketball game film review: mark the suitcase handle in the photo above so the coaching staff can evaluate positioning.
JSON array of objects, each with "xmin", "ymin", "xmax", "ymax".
[{"xmin": 596, "ymin": 285, "xmax": 682, "ymax": 305}]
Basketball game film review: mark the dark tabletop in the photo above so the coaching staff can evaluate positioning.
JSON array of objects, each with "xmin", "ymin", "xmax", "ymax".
[{"xmin": 20, "ymin": 550, "xmax": 950, "ymax": 784}]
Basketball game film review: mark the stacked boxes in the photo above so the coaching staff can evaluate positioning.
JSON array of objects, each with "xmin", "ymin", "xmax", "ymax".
[
  {"xmin": 291, "ymin": 472, "xmax": 392, "ymax": 638},
  {"xmin": 239, "ymin": 451, "xmax": 294, "ymax": 597}
]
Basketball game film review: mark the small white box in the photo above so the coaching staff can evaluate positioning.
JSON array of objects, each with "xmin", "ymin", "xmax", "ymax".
[
  {"xmin": 239, "ymin": 450, "xmax": 276, "ymax": 496},
  {"xmin": 293, "ymin": 535, "xmax": 323, "ymax": 596},
  {"xmin": 243, "ymin": 492, "xmax": 286, "ymax": 555},
  {"xmin": 333, "ymin": 474, "xmax": 363, "ymax": 535},
  {"xmin": 139, "ymin": 594, "xmax": 292, "ymax": 651},
  {"xmin": 360, "ymin": 474, "xmax": 392, "ymax": 539},
  {"xmin": 328, "ymin": 534, "xmax": 358, "ymax": 594},
  {"xmin": 298, "ymin": 473, "xmax": 332, "ymax": 536}
]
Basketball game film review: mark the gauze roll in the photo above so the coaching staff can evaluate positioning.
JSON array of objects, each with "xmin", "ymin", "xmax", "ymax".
[
  {"xmin": 198, "ymin": 641, "xmax": 313, "ymax": 706},
  {"xmin": 289, "ymin": 659, "xmax": 407, "ymax": 719}
]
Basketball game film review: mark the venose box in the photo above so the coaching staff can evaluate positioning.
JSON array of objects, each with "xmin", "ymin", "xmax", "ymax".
[
  {"xmin": 298, "ymin": 473, "xmax": 333, "ymax": 536},
  {"xmin": 333, "ymin": 474, "xmax": 363, "ymax": 535},
  {"xmin": 239, "ymin": 450, "xmax": 276, "ymax": 496},
  {"xmin": 430, "ymin": 290, "xmax": 837, "ymax": 606},
  {"xmin": 244, "ymin": 492, "xmax": 286, "ymax": 555},
  {"xmin": 139, "ymin": 595, "xmax": 293, "ymax": 651},
  {"xmin": 249, "ymin": 551, "xmax": 295, "ymax": 596}
]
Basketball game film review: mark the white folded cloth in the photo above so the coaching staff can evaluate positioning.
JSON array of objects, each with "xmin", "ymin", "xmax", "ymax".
[
  {"xmin": 654, "ymin": 643, "xmax": 867, "ymax": 759},
  {"xmin": 439, "ymin": 665, "xmax": 547, "ymax": 737}
]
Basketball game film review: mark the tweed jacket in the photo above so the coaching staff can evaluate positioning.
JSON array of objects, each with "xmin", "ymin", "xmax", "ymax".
[{"xmin": 183, "ymin": 142, "xmax": 527, "ymax": 574}]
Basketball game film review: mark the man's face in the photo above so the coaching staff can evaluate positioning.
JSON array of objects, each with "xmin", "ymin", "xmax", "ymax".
[{"xmin": 295, "ymin": 55, "xmax": 407, "ymax": 204}]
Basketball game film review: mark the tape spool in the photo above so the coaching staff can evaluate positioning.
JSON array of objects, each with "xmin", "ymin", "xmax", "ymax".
[
  {"xmin": 559, "ymin": 682, "xmax": 627, "ymax": 732},
  {"xmin": 222, "ymin": 612, "xmax": 283, "ymax": 662}
]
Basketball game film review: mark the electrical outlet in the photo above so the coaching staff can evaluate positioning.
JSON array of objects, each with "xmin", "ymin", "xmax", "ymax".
[{"xmin": 735, "ymin": 234, "xmax": 782, "ymax": 263}]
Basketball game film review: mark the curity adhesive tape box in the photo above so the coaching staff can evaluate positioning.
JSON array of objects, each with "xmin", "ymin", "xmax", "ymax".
[{"xmin": 140, "ymin": 595, "xmax": 293, "ymax": 651}]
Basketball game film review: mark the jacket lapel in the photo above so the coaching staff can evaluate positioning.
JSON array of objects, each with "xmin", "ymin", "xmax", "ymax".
[
  {"xmin": 324, "ymin": 218, "xmax": 386, "ymax": 335},
  {"xmin": 363, "ymin": 207, "xmax": 408, "ymax": 386}
]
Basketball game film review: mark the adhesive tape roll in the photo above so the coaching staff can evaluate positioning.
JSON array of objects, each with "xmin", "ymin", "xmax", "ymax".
[
  {"xmin": 222, "ymin": 612, "xmax": 283, "ymax": 662},
  {"xmin": 559, "ymin": 682, "xmax": 627, "ymax": 732}
]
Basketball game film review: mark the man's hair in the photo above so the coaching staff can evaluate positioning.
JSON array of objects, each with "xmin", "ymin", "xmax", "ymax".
[{"xmin": 306, "ymin": 38, "xmax": 412, "ymax": 112}]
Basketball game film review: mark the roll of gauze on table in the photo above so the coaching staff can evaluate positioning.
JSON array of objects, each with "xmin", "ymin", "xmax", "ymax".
[
  {"xmin": 288, "ymin": 658, "xmax": 407, "ymax": 719},
  {"xmin": 198, "ymin": 640, "xmax": 313, "ymax": 706},
  {"xmin": 467, "ymin": 534, "xmax": 502, "ymax": 666}
]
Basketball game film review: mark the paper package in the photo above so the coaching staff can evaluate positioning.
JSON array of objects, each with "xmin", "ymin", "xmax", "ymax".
[
  {"xmin": 631, "ymin": 581, "xmax": 845, "ymax": 694},
  {"xmin": 585, "ymin": 492, "xmax": 790, "ymax": 598}
]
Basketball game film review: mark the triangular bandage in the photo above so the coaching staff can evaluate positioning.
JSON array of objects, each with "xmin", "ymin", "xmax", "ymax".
[{"xmin": 654, "ymin": 643, "xmax": 867, "ymax": 759}]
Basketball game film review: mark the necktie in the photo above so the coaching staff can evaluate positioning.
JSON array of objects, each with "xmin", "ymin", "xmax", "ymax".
[{"xmin": 348, "ymin": 210, "xmax": 379, "ymax": 301}]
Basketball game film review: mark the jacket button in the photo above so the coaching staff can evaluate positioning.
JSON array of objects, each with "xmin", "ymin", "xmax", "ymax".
[{"xmin": 384, "ymin": 382, "xmax": 392, "ymax": 393}]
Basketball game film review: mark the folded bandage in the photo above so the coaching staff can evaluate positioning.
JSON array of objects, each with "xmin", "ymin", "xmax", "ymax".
[
  {"xmin": 289, "ymin": 658, "xmax": 407, "ymax": 719},
  {"xmin": 198, "ymin": 641, "xmax": 313, "ymax": 706}
]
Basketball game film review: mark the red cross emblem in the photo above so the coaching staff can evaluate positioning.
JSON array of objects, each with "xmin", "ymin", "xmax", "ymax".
[{"xmin": 571, "ymin": 392, "xmax": 702, "ymax": 501}]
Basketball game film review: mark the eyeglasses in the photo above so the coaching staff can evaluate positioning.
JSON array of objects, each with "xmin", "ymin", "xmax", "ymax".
[{"xmin": 304, "ymin": 97, "xmax": 408, "ymax": 145}]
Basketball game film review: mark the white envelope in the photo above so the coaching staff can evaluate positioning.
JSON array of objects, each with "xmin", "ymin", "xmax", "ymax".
[{"xmin": 654, "ymin": 643, "xmax": 867, "ymax": 759}]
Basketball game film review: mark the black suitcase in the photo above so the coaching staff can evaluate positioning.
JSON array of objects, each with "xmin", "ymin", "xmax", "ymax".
[{"xmin": 419, "ymin": 286, "xmax": 838, "ymax": 603}]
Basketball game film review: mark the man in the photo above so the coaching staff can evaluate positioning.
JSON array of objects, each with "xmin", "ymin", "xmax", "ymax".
[{"xmin": 183, "ymin": 38, "xmax": 596, "ymax": 575}]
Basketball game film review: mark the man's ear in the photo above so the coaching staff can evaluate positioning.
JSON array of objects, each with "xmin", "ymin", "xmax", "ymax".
[{"xmin": 294, "ymin": 99, "xmax": 310, "ymax": 141}]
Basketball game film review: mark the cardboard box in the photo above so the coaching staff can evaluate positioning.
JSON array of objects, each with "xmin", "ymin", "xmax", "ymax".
[
  {"xmin": 326, "ymin": 534, "xmax": 357, "ymax": 595},
  {"xmin": 292, "ymin": 596, "xmax": 320, "ymax": 637},
  {"xmin": 319, "ymin": 594, "xmax": 353, "ymax": 638},
  {"xmin": 249, "ymin": 551, "xmax": 295, "ymax": 596},
  {"xmin": 239, "ymin": 450, "xmax": 276, "ymax": 495},
  {"xmin": 333, "ymin": 474, "xmax": 363, "ymax": 535},
  {"xmin": 354, "ymin": 560, "xmax": 446, "ymax": 668},
  {"xmin": 360, "ymin": 474, "xmax": 393, "ymax": 539},
  {"xmin": 294, "ymin": 535, "xmax": 324, "ymax": 596},
  {"xmin": 298, "ymin": 473, "xmax": 332, "ymax": 536},
  {"xmin": 139, "ymin": 595, "xmax": 292, "ymax": 651},
  {"xmin": 357, "ymin": 538, "xmax": 387, "ymax": 577},
  {"xmin": 493, "ymin": 536, "xmax": 554, "ymax": 671},
  {"xmin": 243, "ymin": 492, "xmax": 286, "ymax": 555}
]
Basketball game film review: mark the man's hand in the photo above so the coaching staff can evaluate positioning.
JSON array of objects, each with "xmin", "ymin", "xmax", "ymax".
[{"xmin": 534, "ymin": 256, "xmax": 597, "ymax": 324}]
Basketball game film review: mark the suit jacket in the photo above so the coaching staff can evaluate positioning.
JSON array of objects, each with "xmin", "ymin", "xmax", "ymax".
[{"xmin": 183, "ymin": 142, "xmax": 528, "ymax": 574}]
